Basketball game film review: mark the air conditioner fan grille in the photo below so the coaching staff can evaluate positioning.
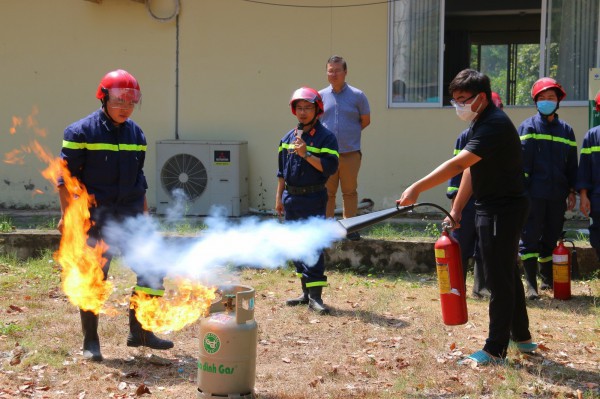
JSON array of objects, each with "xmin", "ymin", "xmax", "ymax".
[{"xmin": 160, "ymin": 153, "xmax": 208, "ymax": 200}]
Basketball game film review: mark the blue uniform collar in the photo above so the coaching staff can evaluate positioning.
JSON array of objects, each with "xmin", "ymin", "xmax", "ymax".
[
  {"xmin": 97, "ymin": 108, "xmax": 121, "ymax": 132},
  {"xmin": 535, "ymin": 112, "xmax": 560, "ymax": 125}
]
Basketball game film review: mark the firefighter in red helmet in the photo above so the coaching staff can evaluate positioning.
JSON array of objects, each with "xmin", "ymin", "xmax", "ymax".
[
  {"xmin": 96, "ymin": 69, "xmax": 142, "ymax": 124},
  {"xmin": 517, "ymin": 77, "xmax": 578, "ymax": 299},
  {"xmin": 57, "ymin": 69, "xmax": 173, "ymax": 361},
  {"xmin": 276, "ymin": 87, "xmax": 339, "ymax": 314}
]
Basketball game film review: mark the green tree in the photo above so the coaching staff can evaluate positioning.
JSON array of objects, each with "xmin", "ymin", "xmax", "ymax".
[{"xmin": 471, "ymin": 43, "xmax": 547, "ymax": 106}]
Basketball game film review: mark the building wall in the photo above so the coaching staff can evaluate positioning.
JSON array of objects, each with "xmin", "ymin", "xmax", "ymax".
[{"xmin": 0, "ymin": 0, "xmax": 589, "ymax": 213}]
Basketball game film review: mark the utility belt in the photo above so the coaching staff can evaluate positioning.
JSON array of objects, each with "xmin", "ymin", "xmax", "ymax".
[{"xmin": 285, "ymin": 184, "xmax": 325, "ymax": 195}]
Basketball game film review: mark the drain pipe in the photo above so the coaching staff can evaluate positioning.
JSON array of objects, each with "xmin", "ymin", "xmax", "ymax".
[{"xmin": 174, "ymin": 12, "xmax": 180, "ymax": 140}]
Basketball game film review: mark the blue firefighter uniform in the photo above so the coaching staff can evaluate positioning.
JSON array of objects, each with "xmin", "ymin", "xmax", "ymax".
[
  {"xmin": 518, "ymin": 113, "xmax": 578, "ymax": 291},
  {"xmin": 277, "ymin": 120, "xmax": 339, "ymax": 287},
  {"xmin": 576, "ymin": 126, "xmax": 600, "ymax": 261},
  {"xmin": 59, "ymin": 109, "xmax": 162, "ymax": 295},
  {"xmin": 447, "ymin": 129, "xmax": 486, "ymax": 296}
]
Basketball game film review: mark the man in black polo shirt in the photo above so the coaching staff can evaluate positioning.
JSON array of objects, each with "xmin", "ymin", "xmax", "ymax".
[{"xmin": 398, "ymin": 69, "xmax": 537, "ymax": 365}]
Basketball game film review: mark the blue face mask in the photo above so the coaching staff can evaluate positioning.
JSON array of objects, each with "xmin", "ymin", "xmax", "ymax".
[{"xmin": 537, "ymin": 100, "xmax": 558, "ymax": 116}]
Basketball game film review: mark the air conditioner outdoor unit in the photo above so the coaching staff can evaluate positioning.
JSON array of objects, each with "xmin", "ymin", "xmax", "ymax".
[{"xmin": 156, "ymin": 140, "xmax": 249, "ymax": 217}]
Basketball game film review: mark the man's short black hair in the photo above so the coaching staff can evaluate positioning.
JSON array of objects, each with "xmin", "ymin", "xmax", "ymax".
[
  {"xmin": 327, "ymin": 55, "xmax": 347, "ymax": 71},
  {"xmin": 449, "ymin": 69, "xmax": 492, "ymax": 102}
]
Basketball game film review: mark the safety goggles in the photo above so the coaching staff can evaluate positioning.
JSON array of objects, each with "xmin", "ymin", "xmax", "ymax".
[{"xmin": 106, "ymin": 88, "xmax": 142, "ymax": 110}]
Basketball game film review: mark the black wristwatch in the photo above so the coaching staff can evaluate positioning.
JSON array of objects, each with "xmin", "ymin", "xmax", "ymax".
[{"xmin": 303, "ymin": 151, "xmax": 312, "ymax": 159}]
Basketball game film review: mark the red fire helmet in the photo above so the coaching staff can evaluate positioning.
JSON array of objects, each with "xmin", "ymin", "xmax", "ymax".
[
  {"xmin": 290, "ymin": 87, "xmax": 324, "ymax": 116},
  {"xmin": 595, "ymin": 90, "xmax": 600, "ymax": 112},
  {"xmin": 491, "ymin": 92, "xmax": 503, "ymax": 108},
  {"xmin": 96, "ymin": 69, "xmax": 141, "ymax": 102},
  {"xmin": 531, "ymin": 77, "xmax": 566, "ymax": 102}
]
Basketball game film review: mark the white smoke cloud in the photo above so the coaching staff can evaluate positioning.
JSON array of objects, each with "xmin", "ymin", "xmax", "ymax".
[
  {"xmin": 102, "ymin": 210, "xmax": 347, "ymax": 287},
  {"xmin": 164, "ymin": 188, "xmax": 188, "ymax": 223}
]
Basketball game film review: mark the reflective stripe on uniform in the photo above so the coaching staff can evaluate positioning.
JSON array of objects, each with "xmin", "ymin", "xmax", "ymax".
[
  {"xmin": 521, "ymin": 252, "xmax": 539, "ymax": 261},
  {"xmin": 62, "ymin": 140, "xmax": 147, "ymax": 152},
  {"xmin": 309, "ymin": 146, "xmax": 339, "ymax": 157},
  {"xmin": 279, "ymin": 142, "xmax": 339, "ymax": 158},
  {"xmin": 520, "ymin": 133, "xmax": 577, "ymax": 147},
  {"xmin": 305, "ymin": 281, "xmax": 328, "ymax": 288},
  {"xmin": 279, "ymin": 143, "xmax": 293, "ymax": 152},
  {"xmin": 581, "ymin": 145, "xmax": 600, "ymax": 154}
]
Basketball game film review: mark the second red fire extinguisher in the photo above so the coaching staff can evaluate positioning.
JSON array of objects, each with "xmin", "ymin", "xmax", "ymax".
[
  {"xmin": 434, "ymin": 224, "xmax": 468, "ymax": 325},
  {"xmin": 553, "ymin": 232, "xmax": 574, "ymax": 300}
]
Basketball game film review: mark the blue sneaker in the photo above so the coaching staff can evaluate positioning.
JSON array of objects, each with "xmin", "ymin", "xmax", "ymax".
[
  {"xmin": 458, "ymin": 350, "xmax": 507, "ymax": 366},
  {"xmin": 514, "ymin": 341, "xmax": 538, "ymax": 353}
]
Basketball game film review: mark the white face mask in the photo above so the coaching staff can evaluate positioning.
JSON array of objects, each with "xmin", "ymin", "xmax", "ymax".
[{"xmin": 454, "ymin": 94, "xmax": 481, "ymax": 122}]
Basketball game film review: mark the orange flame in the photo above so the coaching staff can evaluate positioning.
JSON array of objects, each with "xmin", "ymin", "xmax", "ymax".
[
  {"xmin": 4, "ymin": 108, "xmax": 113, "ymax": 315},
  {"xmin": 40, "ymin": 154, "xmax": 113, "ymax": 314},
  {"xmin": 131, "ymin": 279, "xmax": 216, "ymax": 333},
  {"xmin": 27, "ymin": 106, "xmax": 47, "ymax": 138},
  {"xmin": 4, "ymin": 148, "xmax": 26, "ymax": 165},
  {"xmin": 9, "ymin": 116, "xmax": 22, "ymax": 135}
]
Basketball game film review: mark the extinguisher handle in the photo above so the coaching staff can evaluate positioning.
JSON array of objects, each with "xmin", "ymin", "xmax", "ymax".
[{"xmin": 441, "ymin": 221, "xmax": 455, "ymax": 232}]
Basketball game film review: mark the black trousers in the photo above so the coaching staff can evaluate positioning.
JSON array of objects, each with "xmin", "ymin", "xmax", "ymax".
[
  {"xmin": 451, "ymin": 197, "xmax": 483, "ymax": 285},
  {"xmin": 519, "ymin": 197, "xmax": 567, "ymax": 262},
  {"xmin": 477, "ymin": 197, "xmax": 532, "ymax": 358}
]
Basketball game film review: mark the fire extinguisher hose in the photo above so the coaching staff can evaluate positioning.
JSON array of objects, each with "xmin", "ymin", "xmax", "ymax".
[{"xmin": 338, "ymin": 202, "xmax": 456, "ymax": 234}]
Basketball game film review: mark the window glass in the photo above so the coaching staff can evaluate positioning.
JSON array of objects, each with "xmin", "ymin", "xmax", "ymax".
[
  {"xmin": 471, "ymin": 44, "xmax": 541, "ymax": 106},
  {"xmin": 390, "ymin": 0, "xmax": 442, "ymax": 106},
  {"xmin": 472, "ymin": 45, "xmax": 508, "ymax": 102},
  {"xmin": 545, "ymin": 0, "xmax": 599, "ymax": 101}
]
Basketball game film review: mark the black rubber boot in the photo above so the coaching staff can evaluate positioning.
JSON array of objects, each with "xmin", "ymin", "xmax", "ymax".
[
  {"xmin": 523, "ymin": 259, "xmax": 539, "ymax": 300},
  {"xmin": 127, "ymin": 294, "xmax": 174, "ymax": 350},
  {"xmin": 539, "ymin": 261, "xmax": 553, "ymax": 291},
  {"xmin": 308, "ymin": 287, "xmax": 330, "ymax": 315},
  {"xmin": 286, "ymin": 278, "xmax": 309, "ymax": 306},
  {"xmin": 80, "ymin": 309, "xmax": 103, "ymax": 362}
]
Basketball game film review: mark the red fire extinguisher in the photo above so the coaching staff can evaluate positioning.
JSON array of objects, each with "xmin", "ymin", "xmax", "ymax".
[
  {"xmin": 434, "ymin": 224, "xmax": 468, "ymax": 325},
  {"xmin": 553, "ymin": 232, "xmax": 573, "ymax": 300}
]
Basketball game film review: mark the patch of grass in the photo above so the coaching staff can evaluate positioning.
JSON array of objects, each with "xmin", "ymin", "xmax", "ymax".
[
  {"xmin": 34, "ymin": 217, "xmax": 59, "ymax": 230},
  {"xmin": 564, "ymin": 229, "xmax": 591, "ymax": 247},
  {"xmin": 0, "ymin": 215, "xmax": 14, "ymax": 232},
  {"xmin": 423, "ymin": 222, "xmax": 441, "ymax": 238},
  {"xmin": 364, "ymin": 222, "xmax": 437, "ymax": 240},
  {"xmin": 0, "ymin": 323, "xmax": 24, "ymax": 336},
  {"xmin": 159, "ymin": 220, "xmax": 208, "ymax": 234},
  {"xmin": 1, "ymin": 250, "xmax": 59, "ymax": 290}
]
